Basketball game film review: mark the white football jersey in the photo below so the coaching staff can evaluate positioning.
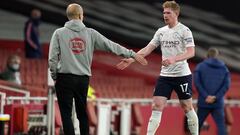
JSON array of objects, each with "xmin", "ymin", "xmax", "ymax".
[{"xmin": 149, "ymin": 23, "xmax": 195, "ymax": 77}]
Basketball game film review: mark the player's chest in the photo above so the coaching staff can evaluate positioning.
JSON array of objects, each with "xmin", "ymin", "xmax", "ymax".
[
  {"xmin": 160, "ymin": 30, "xmax": 182, "ymax": 41},
  {"xmin": 160, "ymin": 31, "xmax": 183, "ymax": 47}
]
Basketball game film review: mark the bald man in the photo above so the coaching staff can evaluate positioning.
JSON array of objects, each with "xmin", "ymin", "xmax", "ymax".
[{"xmin": 49, "ymin": 3, "xmax": 147, "ymax": 135}]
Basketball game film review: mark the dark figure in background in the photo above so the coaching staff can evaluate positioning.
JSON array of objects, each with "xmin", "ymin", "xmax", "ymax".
[
  {"xmin": 0, "ymin": 54, "xmax": 22, "ymax": 85},
  {"xmin": 24, "ymin": 9, "xmax": 42, "ymax": 58},
  {"xmin": 194, "ymin": 48, "xmax": 230, "ymax": 135}
]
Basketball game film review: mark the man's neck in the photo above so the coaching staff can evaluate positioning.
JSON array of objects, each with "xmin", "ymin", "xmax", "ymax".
[{"xmin": 168, "ymin": 21, "xmax": 178, "ymax": 28}]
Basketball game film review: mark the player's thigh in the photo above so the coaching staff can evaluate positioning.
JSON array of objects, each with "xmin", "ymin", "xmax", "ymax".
[
  {"xmin": 173, "ymin": 75, "xmax": 192, "ymax": 100},
  {"xmin": 153, "ymin": 76, "xmax": 174, "ymax": 99}
]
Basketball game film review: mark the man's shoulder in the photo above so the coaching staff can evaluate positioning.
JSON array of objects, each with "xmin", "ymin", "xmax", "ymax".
[
  {"xmin": 55, "ymin": 27, "xmax": 65, "ymax": 31},
  {"xmin": 159, "ymin": 25, "xmax": 168, "ymax": 30},
  {"xmin": 85, "ymin": 28, "xmax": 102, "ymax": 36},
  {"xmin": 178, "ymin": 22, "xmax": 188, "ymax": 28},
  {"xmin": 156, "ymin": 25, "xmax": 168, "ymax": 34},
  {"xmin": 178, "ymin": 23, "xmax": 191, "ymax": 31},
  {"xmin": 85, "ymin": 27, "xmax": 97, "ymax": 33},
  {"xmin": 54, "ymin": 27, "xmax": 71, "ymax": 34}
]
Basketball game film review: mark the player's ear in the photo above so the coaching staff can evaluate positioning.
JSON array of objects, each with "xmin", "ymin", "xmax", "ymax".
[{"xmin": 79, "ymin": 14, "xmax": 84, "ymax": 21}]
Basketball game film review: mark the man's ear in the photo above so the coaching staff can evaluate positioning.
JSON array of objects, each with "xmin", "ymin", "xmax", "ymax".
[{"xmin": 80, "ymin": 15, "xmax": 84, "ymax": 21}]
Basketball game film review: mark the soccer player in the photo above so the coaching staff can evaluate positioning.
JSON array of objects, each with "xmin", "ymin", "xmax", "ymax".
[{"xmin": 117, "ymin": 1, "xmax": 198, "ymax": 135}]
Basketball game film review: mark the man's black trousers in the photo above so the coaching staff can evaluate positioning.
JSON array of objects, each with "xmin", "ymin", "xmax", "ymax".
[{"xmin": 55, "ymin": 73, "xmax": 89, "ymax": 135}]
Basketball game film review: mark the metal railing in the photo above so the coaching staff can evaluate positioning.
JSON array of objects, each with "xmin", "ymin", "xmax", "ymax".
[
  {"xmin": 0, "ymin": 85, "xmax": 30, "ymax": 96},
  {"xmin": 1, "ymin": 87, "xmax": 56, "ymax": 135},
  {"xmin": 0, "ymin": 85, "xmax": 30, "ymax": 103},
  {"xmin": 0, "ymin": 92, "xmax": 6, "ymax": 114},
  {"xmin": 0, "ymin": 85, "xmax": 30, "ymax": 113}
]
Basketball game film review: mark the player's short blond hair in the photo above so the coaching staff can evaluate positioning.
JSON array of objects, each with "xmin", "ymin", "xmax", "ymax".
[{"xmin": 162, "ymin": 1, "xmax": 180, "ymax": 15}]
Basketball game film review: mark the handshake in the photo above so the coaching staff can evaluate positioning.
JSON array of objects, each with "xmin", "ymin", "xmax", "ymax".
[{"xmin": 116, "ymin": 53, "xmax": 147, "ymax": 70}]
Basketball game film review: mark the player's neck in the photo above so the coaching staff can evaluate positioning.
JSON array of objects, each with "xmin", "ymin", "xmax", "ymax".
[{"xmin": 168, "ymin": 21, "xmax": 179, "ymax": 28}]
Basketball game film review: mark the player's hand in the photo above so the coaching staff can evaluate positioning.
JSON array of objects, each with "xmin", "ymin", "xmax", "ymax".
[
  {"xmin": 162, "ymin": 57, "xmax": 176, "ymax": 67},
  {"xmin": 133, "ymin": 53, "xmax": 148, "ymax": 66},
  {"xmin": 116, "ymin": 58, "xmax": 135, "ymax": 70}
]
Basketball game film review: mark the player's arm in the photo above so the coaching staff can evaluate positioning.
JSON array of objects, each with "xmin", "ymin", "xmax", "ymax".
[
  {"xmin": 117, "ymin": 28, "xmax": 160, "ymax": 70},
  {"xmin": 162, "ymin": 46, "xmax": 195, "ymax": 67},
  {"xmin": 92, "ymin": 29, "xmax": 147, "ymax": 65},
  {"xmin": 125, "ymin": 43, "xmax": 157, "ymax": 62},
  {"xmin": 176, "ymin": 46, "xmax": 195, "ymax": 61},
  {"xmin": 137, "ymin": 43, "xmax": 157, "ymax": 57},
  {"xmin": 116, "ymin": 44, "xmax": 156, "ymax": 70}
]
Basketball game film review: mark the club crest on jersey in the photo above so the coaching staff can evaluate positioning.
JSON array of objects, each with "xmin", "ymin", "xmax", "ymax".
[
  {"xmin": 69, "ymin": 37, "xmax": 86, "ymax": 54},
  {"xmin": 173, "ymin": 32, "xmax": 181, "ymax": 40}
]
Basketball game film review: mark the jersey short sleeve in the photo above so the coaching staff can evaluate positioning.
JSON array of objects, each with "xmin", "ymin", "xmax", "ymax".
[
  {"xmin": 183, "ymin": 28, "xmax": 195, "ymax": 47},
  {"xmin": 149, "ymin": 28, "xmax": 162, "ymax": 47}
]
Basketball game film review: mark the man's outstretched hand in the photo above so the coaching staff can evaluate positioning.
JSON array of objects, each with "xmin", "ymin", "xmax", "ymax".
[
  {"xmin": 134, "ymin": 53, "xmax": 148, "ymax": 65},
  {"xmin": 116, "ymin": 58, "xmax": 134, "ymax": 70},
  {"xmin": 116, "ymin": 54, "xmax": 147, "ymax": 70}
]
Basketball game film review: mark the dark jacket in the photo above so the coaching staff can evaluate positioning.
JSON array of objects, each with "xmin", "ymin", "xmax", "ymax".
[
  {"xmin": 194, "ymin": 58, "xmax": 230, "ymax": 108},
  {"xmin": 0, "ymin": 69, "xmax": 21, "ymax": 85},
  {"xmin": 24, "ymin": 19, "xmax": 41, "ymax": 58}
]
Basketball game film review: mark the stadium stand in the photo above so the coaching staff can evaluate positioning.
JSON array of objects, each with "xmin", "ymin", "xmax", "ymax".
[{"xmin": 0, "ymin": 0, "xmax": 239, "ymax": 70}]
